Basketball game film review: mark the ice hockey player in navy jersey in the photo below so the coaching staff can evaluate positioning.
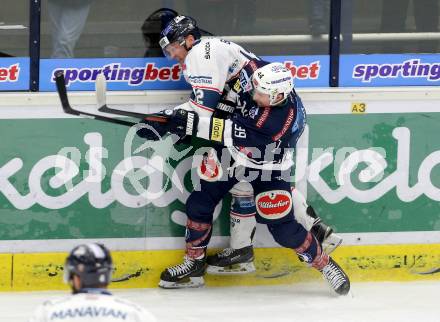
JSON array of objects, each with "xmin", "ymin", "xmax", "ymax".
[
  {"xmin": 141, "ymin": 60, "xmax": 350, "ymax": 295},
  {"xmin": 156, "ymin": 14, "xmax": 343, "ymax": 271},
  {"xmin": 146, "ymin": 15, "xmax": 343, "ymax": 275},
  {"xmin": 29, "ymin": 243, "xmax": 156, "ymax": 322}
]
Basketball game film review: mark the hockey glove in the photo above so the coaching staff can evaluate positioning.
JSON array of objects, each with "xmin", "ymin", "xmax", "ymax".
[
  {"xmin": 214, "ymin": 99, "xmax": 236, "ymax": 119},
  {"xmin": 136, "ymin": 110, "xmax": 172, "ymax": 140},
  {"xmin": 137, "ymin": 109, "xmax": 198, "ymax": 142},
  {"xmin": 167, "ymin": 109, "xmax": 199, "ymax": 142}
]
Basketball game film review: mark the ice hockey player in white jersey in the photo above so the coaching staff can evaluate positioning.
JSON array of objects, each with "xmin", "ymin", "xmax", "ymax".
[
  {"xmin": 28, "ymin": 243, "xmax": 156, "ymax": 322},
  {"xmin": 151, "ymin": 15, "xmax": 342, "ymax": 275}
]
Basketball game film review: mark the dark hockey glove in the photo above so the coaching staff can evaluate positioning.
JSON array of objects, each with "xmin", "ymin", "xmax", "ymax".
[
  {"xmin": 136, "ymin": 110, "xmax": 172, "ymax": 140},
  {"xmin": 214, "ymin": 99, "xmax": 236, "ymax": 119},
  {"xmin": 167, "ymin": 109, "xmax": 199, "ymax": 142}
]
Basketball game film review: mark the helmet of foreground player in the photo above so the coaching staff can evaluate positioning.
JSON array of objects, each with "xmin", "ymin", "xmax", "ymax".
[
  {"xmin": 159, "ymin": 15, "xmax": 201, "ymax": 57},
  {"xmin": 64, "ymin": 243, "xmax": 113, "ymax": 288},
  {"xmin": 251, "ymin": 62, "xmax": 294, "ymax": 106}
]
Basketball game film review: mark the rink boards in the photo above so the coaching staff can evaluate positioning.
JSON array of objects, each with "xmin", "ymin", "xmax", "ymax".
[
  {"xmin": 1, "ymin": 244, "xmax": 440, "ymax": 291},
  {"xmin": 1, "ymin": 87, "xmax": 440, "ymax": 291}
]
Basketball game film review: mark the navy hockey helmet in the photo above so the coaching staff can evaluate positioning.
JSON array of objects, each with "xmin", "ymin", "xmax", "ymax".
[
  {"xmin": 159, "ymin": 15, "xmax": 201, "ymax": 54},
  {"xmin": 64, "ymin": 243, "xmax": 113, "ymax": 288}
]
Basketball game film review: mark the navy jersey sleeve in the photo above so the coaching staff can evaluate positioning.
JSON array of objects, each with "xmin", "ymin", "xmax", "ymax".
[{"xmin": 223, "ymin": 103, "xmax": 296, "ymax": 148}]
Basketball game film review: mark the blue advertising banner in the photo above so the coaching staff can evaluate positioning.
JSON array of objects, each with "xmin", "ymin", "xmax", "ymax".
[
  {"xmin": 39, "ymin": 55, "xmax": 329, "ymax": 91},
  {"xmin": 0, "ymin": 58, "xmax": 29, "ymax": 91},
  {"xmin": 40, "ymin": 58, "xmax": 188, "ymax": 91},
  {"xmin": 340, "ymin": 54, "xmax": 440, "ymax": 87}
]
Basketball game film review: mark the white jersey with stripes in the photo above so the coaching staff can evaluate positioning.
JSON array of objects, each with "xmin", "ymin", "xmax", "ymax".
[{"xmin": 29, "ymin": 290, "xmax": 157, "ymax": 322}]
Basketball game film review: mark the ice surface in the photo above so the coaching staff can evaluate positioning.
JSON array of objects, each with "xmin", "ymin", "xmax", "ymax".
[{"xmin": 1, "ymin": 281, "xmax": 439, "ymax": 322}]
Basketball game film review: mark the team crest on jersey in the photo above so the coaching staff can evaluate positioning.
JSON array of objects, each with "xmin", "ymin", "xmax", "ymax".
[
  {"xmin": 228, "ymin": 59, "xmax": 240, "ymax": 75},
  {"xmin": 248, "ymin": 106, "xmax": 259, "ymax": 119},
  {"xmin": 197, "ymin": 149, "xmax": 223, "ymax": 182},
  {"xmin": 255, "ymin": 190, "xmax": 292, "ymax": 220}
]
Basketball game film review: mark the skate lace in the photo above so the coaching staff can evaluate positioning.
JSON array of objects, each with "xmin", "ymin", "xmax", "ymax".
[
  {"xmin": 218, "ymin": 248, "xmax": 235, "ymax": 258},
  {"xmin": 322, "ymin": 262, "xmax": 346, "ymax": 290},
  {"xmin": 167, "ymin": 256, "xmax": 195, "ymax": 277}
]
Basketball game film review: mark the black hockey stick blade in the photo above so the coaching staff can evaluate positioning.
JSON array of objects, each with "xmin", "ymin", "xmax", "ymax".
[
  {"xmin": 111, "ymin": 268, "xmax": 146, "ymax": 282},
  {"xmin": 95, "ymin": 74, "xmax": 169, "ymax": 123},
  {"xmin": 412, "ymin": 267, "xmax": 440, "ymax": 275},
  {"xmin": 55, "ymin": 70, "xmax": 77, "ymax": 115},
  {"xmin": 54, "ymin": 71, "xmax": 138, "ymax": 127}
]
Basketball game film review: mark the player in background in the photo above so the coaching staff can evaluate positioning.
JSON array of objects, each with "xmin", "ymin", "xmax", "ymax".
[
  {"xmin": 151, "ymin": 15, "xmax": 342, "ymax": 275},
  {"xmin": 29, "ymin": 243, "xmax": 156, "ymax": 322},
  {"xmin": 141, "ymin": 8, "xmax": 178, "ymax": 57},
  {"xmin": 142, "ymin": 62, "xmax": 350, "ymax": 295}
]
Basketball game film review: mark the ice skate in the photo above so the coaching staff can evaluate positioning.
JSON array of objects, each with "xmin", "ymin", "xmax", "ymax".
[
  {"xmin": 159, "ymin": 255, "xmax": 206, "ymax": 289},
  {"xmin": 206, "ymin": 245, "xmax": 256, "ymax": 275},
  {"xmin": 320, "ymin": 257, "xmax": 350, "ymax": 295}
]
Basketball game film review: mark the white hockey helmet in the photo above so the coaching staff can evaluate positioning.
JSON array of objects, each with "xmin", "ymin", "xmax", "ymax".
[{"xmin": 251, "ymin": 62, "xmax": 293, "ymax": 105}]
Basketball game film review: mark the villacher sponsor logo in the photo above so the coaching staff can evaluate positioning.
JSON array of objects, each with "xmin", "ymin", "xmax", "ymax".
[
  {"xmin": 52, "ymin": 63, "xmax": 182, "ymax": 86},
  {"xmin": 0, "ymin": 63, "xmax": 19, "ymax": 82},
  {"xmin": 258, "ymin": 200, "xmax": 290, "ymax": 209},
  {"xmin": 256, "ymin": 190, "xmax": 292, "ymax": 219},
  {"xmin": 353, "ymin": 59, "xmax": 440, "ymax": 82}
]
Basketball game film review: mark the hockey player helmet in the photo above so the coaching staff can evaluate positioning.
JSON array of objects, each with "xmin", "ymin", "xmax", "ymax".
[
  {"xmin": 251, "ymin": 62, "xmax": 294, "ymax": 106},
  {"xmin": 159, "ymin": 15, "xmax": 201, "ymax": 56},
  {"xmin": 64, "ymin": 243, "xmax": 113, "ymax": 288}
]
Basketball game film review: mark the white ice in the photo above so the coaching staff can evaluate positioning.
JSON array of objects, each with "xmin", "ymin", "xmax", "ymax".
[{"xmin": 1, "ymin": 281, "xmax": 439, "ymax": 322}]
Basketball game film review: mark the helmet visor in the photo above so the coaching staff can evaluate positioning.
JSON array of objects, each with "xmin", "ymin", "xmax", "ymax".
[{"xmin": 159, "ymin": 36, "xmax": 185, "ymax": 58}]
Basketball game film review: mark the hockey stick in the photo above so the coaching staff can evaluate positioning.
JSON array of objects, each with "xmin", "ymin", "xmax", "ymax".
[
  {"xmin": 111, "ymin": 268, "xmax": 147, "ymax": 283},
  {"xmin": 411, "ymin": 267, "xmax": 440, "ymax": 275},
  {"xmin": 95, "ymin": 74, "xmax": 168, "ymax": 123},
  {"xmin": 55, "ymin": 71, "xmax": 138, "ymax": 127}
]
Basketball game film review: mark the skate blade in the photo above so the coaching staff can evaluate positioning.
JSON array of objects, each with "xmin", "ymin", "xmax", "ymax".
[
  {"xmin": 206, "ymin": 262, "xmax": 256, "ymax": 275},
  {"xmin": 322, "ymin": 276, "xmax": 350, "ymax": 296},
  {"xmin": 333, "ymin": 282, "xmax": 351, "ymax": 296},
  {"xmin": 158, "ymin": 276, "xmax": 204, "ymax": 289},
  {"xmin": 323, "ymin": 234, "xmax": 343, "ymax": 254}
]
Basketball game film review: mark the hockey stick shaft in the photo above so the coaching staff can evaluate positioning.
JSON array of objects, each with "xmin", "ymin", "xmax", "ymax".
[
  {"xmin": 55, "ymin": 71, "xmax": 138, "ymax": 127},
  {"xmin": 95, "ymin": 74, "xmax": 169, "ymax": 123},
  {"xmin": 99, "ymin": 104, "xmax": 149, "ymax": 119}
]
